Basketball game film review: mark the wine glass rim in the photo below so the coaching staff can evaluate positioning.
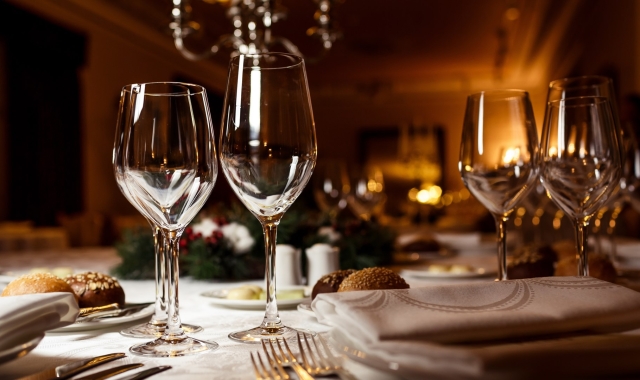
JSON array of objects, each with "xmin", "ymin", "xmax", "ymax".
[
  {"xmin": 229, "ymin": 52, "xmax": 304, "ymax": 70},
  {"xmin": 467, "ymin": 89, "xmax": 529, "ymax": 99},
  {"xmin": 121, "ymin": 82, "xmax": 206, "ymax": 97},
  {"xmin": 549, "ymin": 75, "xmax": 612, "ymax": 89},
  {"xmin": 548, "ymin": 96, "xmax": 609, "ymax": 107}
]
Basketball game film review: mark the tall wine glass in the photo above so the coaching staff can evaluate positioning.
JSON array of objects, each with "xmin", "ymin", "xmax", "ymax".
[
  {"xmin": 117, "ymin": 82, "xmax": 218, "ymax": 356},
  {"xmin": 347, "ymin": 166, "xmax": 386, "ymax": 221},
  {"xmin": 313, "ymin": 160, "xmax": 350, "ymax": 221},
  {"xmin": 113, "ymin": 88, "xmax": 202, "ymax": 338},
  {"xmin": 459, "ymin": 90, "xmax": 539, "ymax": 281},
  {"xmin": 220, "ymin": 53, "xmax": 317, "ymax": 343},
  {"xmin": 540, "ymin": 96, "xmax": 622, "ymax": 276}
]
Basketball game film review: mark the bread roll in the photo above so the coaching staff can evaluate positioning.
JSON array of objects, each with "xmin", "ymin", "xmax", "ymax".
[
  {"xmin": 338, "ymin": 267, "xmax": 409, "ymax": 292},
  {"xmin": 554, "ymin": 253, "xmax": 617, "ymax": 283},
  {"xmin": 311, "ymin": 269, "xmax": 357, "ymax": 299},
  {"xmin": 65, "ymin": 272, "xmax": 125, "ymax": 308},
  {"xmin": 2, "ymin": 272, "xmax": 77, "ymax": 302}
]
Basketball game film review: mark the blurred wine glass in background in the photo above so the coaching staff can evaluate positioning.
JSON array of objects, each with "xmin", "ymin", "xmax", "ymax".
[
  {"xmin": 347, "ymin": 166, "xmax": 386, "ymax": 221},
  {"xmin": 313, "ymin": 160, "xmax": 350, "ymax": 222}
]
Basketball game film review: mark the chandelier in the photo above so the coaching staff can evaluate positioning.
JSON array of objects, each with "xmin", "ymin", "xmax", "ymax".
[{"xmin": 169, "ymin": 0, "xmax": 343, "ymax": 61}]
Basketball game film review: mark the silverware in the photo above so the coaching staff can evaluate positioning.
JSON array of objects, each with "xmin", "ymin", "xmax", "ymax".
[
  {"xmin": 298, "ymin": 332, "xmax": 357, "ymax": 380},
  {"xmin": 74, "ymin": 363, "xmax": 143, "ymax": 380},
  {"xmin": 17, "ymin": 352, "xmax": 125, "ymax": 380},
  {"xmin": 261, "ymin": 338, "xmax": 313, "ymax": 380},
  {"xmin": 77, "ymin": 303, "xmax": 153, "ymax": 322},
  {"xmin": 117, "ymin": 366, "xmax": 172, "ymax": 380},
  {"xmin": 250, "ymin": 351, "xmax": 289, "ymax": 380}
]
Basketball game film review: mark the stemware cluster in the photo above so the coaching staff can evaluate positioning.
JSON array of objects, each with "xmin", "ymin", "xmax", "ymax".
[
  {"xmin": 112, "ymin": 52, "xmax": 318, "ymax": 356},
  {"xmin": 460, "ymin": 76, "xmax": 623, "ymax": 280}
]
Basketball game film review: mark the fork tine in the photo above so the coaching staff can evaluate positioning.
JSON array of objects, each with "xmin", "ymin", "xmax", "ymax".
[
  {"xmin": 263, "ymin": 340, "xmax": 289, "ymax": 380},
  {"xmin": 308, "ymin": 333, "xmax": 332, "ymax": 370},
  {"xmin": 276, "ymin": 338, "xmax": 315, "ymax": 380},
  {"xmin": 250, "ymin": 352, "xmax": 265, "ymax": 380},
  {"xmin": 315, "ymin": 334, "xmax": 359, "ymax": 380},
  {"xmin": 257, "ymin": 351, "xmax": 279, "ymax": 380},
  {"xmin": 296, "ymin": 332, "xmax": 313, "ymax": 371}
]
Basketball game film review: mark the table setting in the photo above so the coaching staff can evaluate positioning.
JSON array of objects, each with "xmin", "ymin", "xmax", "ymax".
[{"xmin": 3, "ymin": 50, "xmax": 640, "ymax": 380}]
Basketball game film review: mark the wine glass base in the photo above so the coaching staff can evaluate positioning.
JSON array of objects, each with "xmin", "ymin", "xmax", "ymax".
[
  {"xmin": 228, "ymin": 325, "xmax": 316, "ymax": 343},
  {"xmin": 129, "ymin": 336, "xmax": 218, "ymax": 357},
  {"xmin": 121, "ymin": 322, "xmax": 203, "ymax": 338}
]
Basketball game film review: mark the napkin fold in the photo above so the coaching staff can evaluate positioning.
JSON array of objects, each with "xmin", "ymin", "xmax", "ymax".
[
  {"xmin": 313, "ymin": 277, "xmax": 640, "ymax": 378},
  {"xmin": 0, "ymin": 292, "xmax": 78, "ymax": 350}
]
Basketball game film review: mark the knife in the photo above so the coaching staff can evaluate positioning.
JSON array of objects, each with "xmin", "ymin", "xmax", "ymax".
[
  {"xmin": 73, "ymin": 363, "xmax": 144, "ymax": 380},
  {"xmin": 77, "ymin": 303, "xmax": 154, "ymax": 322},
  {"xmin": 18, "ymin": 352, "xmax": 125, "ymax": 380},
  {"xmin": 116, "ymin": 366, "xmax": 172, "ymax": 380}
]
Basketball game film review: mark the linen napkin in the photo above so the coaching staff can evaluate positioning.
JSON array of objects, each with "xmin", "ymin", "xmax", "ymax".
[
  {"xmin": 314, "ymin": 277, "xmax": 640, "ymax": 378},
  {"xmin": 0, "ymin": 292, "xmax": 78, "ymax": 350}
]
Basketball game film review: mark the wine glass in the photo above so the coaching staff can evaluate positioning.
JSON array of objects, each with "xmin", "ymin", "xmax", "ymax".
[
  {"xmin": 220, "ymin": 53, "xmax": 317, "ymax": 343},
  {"xmin": 313, "ymin": 160, "xmax": 350, "ymax": 221},
  {"xmin": 347, "ymin": 166, "xmax": 386, "ymax": 221},
  {"xmin": 540, "ymin": 96, "xmax": 622, "ymax": 276},
  {"xmin": 113, "ymin": 88, "xmax": 202, "ymax": 339},
  {"xmin": 459, "ymin": 90, "xmax": 539, "ymax": 281},
  {"xmin": 116, "ymin": 82, "xmax": 218, "ymax": 356}
]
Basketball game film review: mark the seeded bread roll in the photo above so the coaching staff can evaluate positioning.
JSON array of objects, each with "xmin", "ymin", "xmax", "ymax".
[
  {"xmin": 311, "ymin": 269, "xmax": 357, "ymax": 300},
  {"xmin": 554, "ymin": 253, "xmax": 617, "ymax": 283},
  {"xmin": 1, "ymin": 272, "xmax": 78, "ymax": 302},
  {"xmin": 65, "ymin": 272, "xmax": 125, "ymax": 308},
  {"xmin": 338, "ymin": 267, "xmax": 409, "ymax": 292},
  {"xmin": 507, "ymin": 244, "xmax": 557, "ymax": 279}
]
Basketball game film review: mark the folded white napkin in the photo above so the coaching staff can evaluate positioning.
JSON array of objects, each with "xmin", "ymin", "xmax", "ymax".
[
  {"xmin": 314, "ymin": 277, "xmax": 640, "ymax": 378},
  {"xmin": 0, "ymin": 292, "xmax": 78, "ymax": 350}
]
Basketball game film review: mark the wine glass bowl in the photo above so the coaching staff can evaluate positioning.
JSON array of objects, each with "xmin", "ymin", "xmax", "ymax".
[
  {"xmin": 459, "ymin": 90, "xmax": 539, "ymax": 280},
  {"xmin": 347, "ymin": 166, "xmax": 386, "ymax": 221},
  {"xmin": 540, "ymin": 96, "xmax": 622, "ymax": 276},
  {"xmin": 313, "ymin": 160, "xmax": 350, "ymax": 220},
  {"xmin": 220, "ymin": 53, "xmax": 317, "ymax": 342},
  {"xmin": 115, "ymin": 82, "xmax": 218, "ymax": 356}
]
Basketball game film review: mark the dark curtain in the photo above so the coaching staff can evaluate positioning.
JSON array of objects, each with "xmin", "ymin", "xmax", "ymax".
[{"xmin": 0, "ymin": 2, "xmax": 85, "ymax": 225}]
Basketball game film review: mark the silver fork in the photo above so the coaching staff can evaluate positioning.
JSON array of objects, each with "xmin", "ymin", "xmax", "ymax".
[
  {"xmin": 250, "ymin": 350, "xmax": 290, "ymax": 380},
  {"xmin": 298, "ymin": 332, "xmax": 357, "ymax": 380},
  {"xmin": 261, "ymin": 338, "xmax": 314, "ymax": 380}
]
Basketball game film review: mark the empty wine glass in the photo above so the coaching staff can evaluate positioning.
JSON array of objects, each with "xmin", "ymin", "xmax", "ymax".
[
  {"xmin": 116, "ymin": 82, "xmax": 218, "ymax": 356},
  {"xmin": 459, "ymin": 90, "xmax": 539, "ymax": 281},
  {"xmin": 347, "ymin": 166, "xmax": 386, "ymax": 221},
  {"xmin": 540, "ymin": 96, "xmax": 622, "ymax": 276},
  {"xmin": 220, "ymin": 53, "xmax": 317, "ymax": 343},
  {"xmin": 313, "ymin": 160, "xmax": 350, "ymax": 221},
  {"xmin": 113, "ymin": 88, "xmax": 202, "ymax": 339}
]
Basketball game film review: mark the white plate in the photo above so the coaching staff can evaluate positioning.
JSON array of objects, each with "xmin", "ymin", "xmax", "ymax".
[
  {"xmin": 400, "ymin": 266, "xmax": 495, "ymax": 279},
  {"xmin": 48, "ymin": 304, "xmax": 155, "ymax": 333},
  {"xmin": 0, "ymin": 334, "xmax": 43, "ymax": 365},
  {"xmin": 201, "ymin": 287, "xmax": 309, "ymax": 310}
]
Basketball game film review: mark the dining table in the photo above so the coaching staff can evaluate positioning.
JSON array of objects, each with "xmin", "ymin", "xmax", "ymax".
[{"xmin": 4, "ymin": 243, "xmax": 640, "ymax": 380}]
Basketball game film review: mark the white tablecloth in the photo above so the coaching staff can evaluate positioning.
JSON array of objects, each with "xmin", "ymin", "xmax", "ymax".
[{"xmin": 0, "ymin": 278, "xmax": 335, "ymax": 380}]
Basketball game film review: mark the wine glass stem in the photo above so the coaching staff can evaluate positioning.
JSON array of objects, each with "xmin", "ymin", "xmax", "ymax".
[
  {"xmin": 261, "ymin": 222, "xmax": 283, "ymax": 330},
  {"xmin": 150, "ymin": 224, "xmax": 168, "ymax": 325},
  {"xmin": 163, "ymin": 229, "xmax": 186, "ymax": 339},
  {"xmin": 494, "ymin": 216, "xmax": 508, "ymax": 281},
  {"xmin": 574, "ymin": 221, "xmax": 590, "ymax": 277}
]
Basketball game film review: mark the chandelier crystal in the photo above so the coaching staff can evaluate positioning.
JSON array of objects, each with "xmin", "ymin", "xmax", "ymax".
[{"xmin": 170, "ymin": 0, "xmax": 343, "ymax": 61}]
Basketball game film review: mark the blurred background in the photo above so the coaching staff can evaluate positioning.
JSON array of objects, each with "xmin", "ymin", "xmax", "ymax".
[{"xmin": 0, "ymin": 0, "xmax": 638, "ymax": 247}]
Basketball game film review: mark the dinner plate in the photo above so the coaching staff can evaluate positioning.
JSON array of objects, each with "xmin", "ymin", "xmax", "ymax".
[
  {"xmin": 0, "ymin": 334, "xmax": 43, "ymax": 365},
  {"xmin": 400, "ymin": 266, "xmax": 495, "ymax": 279},
  {"xmin": 48, "ymin": 304, "xmax": 155, "ymax": 333},
  {"xmin": 201, "ymin": 287, "xmax": 309, "ymax": 310}
]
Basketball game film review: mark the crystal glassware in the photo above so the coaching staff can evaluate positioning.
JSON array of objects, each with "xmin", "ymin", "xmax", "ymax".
[
  {"xmin": 346, "ymin": 166, "xmax": 386, "ymax": 221},
  {"xmin": 459, "ymin": 90, "xmax": 539, "ymax": 281},
  {"xmin": 113, "ymin": 89, "xmax": 202, "ymax": 338},
  {"xmin": 313, "ymin": 160, "xmax": 350, "ymax": 221},
  {"xmin": 540, "ymin": 96, "xmax": 622, "ymax": 276},
  {"xmin": 115, "ymin": 82, "xmax": 218, "ymax": 356},
  {"xmin": 220, "ymin": 53, "xmax": 317, "ymax": 343}
]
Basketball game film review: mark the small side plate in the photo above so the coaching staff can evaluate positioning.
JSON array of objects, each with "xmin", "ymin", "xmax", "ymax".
[
  {"xmin": 0, "ymin": 334, "xmax": 43, "ymax": 365},
  {"xmin": 201, "ymin": 286, "xmax": 309, "ymax": 310}
]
